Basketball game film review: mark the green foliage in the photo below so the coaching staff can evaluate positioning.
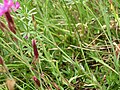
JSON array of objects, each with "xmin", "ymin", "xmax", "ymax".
[{"xmin": 0, "ymin": 0, "xmax": 120, "ymax": 89}]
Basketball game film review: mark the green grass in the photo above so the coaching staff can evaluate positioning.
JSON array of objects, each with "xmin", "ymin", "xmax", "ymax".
[{"xmin": 0, "ymin": 0, "xmax": 120, "ymax": 90}]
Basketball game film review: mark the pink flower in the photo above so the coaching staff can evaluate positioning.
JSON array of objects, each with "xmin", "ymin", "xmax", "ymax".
[
  {"xmin": 0, "ymin": 0, "xmax": 20, "ymax": 16},
  {"xmin": 24, "ymin": 35, "xmax": 28, "ymax": 39}
]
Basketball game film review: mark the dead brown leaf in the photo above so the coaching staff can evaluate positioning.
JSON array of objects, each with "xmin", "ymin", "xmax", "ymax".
[{"xmin": 6, "ymin": 79, "xmax": 16, "ymax": 90}]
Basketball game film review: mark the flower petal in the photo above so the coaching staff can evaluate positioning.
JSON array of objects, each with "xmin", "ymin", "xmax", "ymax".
[
  {"xmin": 7, "ymin": 0, "xmax": 14, "ymax": 7},
  {"xmin": 0, "ymin": 5, "xmax": 5, "ymax": 16},
  {"xmin": 15, "ymin": 2, "xmax": 20, "ymax": 9}
]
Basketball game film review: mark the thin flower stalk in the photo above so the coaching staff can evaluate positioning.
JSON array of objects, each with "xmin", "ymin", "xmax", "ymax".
[{"xmin": 0, "ymin": 21, "xmax": 8, "ymax": 32}]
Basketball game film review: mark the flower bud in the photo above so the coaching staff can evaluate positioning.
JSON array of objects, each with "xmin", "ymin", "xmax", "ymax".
[
  {"xmin": 32, "ymin": 39, "xmax": 39, "ymax": 59},
  {"xmin": 32, "ymin": 76, "xmax": 40, "ymax": 87},
  {"xmin": 0, "ymin": 56, "xmax": 4, "ymax": 65}
]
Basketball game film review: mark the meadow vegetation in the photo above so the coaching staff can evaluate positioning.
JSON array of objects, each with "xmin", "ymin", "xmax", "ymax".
[{"xmin": 0, "ymin": 0, "xmax": 120, "ymax": 90}]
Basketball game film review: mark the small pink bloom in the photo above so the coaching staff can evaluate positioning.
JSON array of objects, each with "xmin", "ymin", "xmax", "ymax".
[
  {"xmin": 15, "ymin": 2, "xmax": 20, "ymax": 9},
  {"xmin": 32, "ymin": 39, "xmax": 39, "ymax": 59},
  {"xmin": 24, "ymin": 35, "xmax": 28, "ymax": 39},
  {"xmin": 4, "ymin": 0, "xmax": 13, "ymax": 7},
  {"xmin": 0, "ymin": 0, "xmax": 20, "ymax": 16},
  {"xmin": 32, "ymin": 76, "xmax": 40, "ymax": 87}
]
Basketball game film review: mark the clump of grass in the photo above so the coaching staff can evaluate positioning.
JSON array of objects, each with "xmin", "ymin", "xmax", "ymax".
[{"xmin": 0, "ymin": 0, "xmax": 120, "ymax": 90}]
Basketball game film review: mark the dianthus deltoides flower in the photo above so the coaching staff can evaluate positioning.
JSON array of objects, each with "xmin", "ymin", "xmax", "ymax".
[{"xmin": 0, "ymin": 0, "xmax": 20, "ymax": 34}]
